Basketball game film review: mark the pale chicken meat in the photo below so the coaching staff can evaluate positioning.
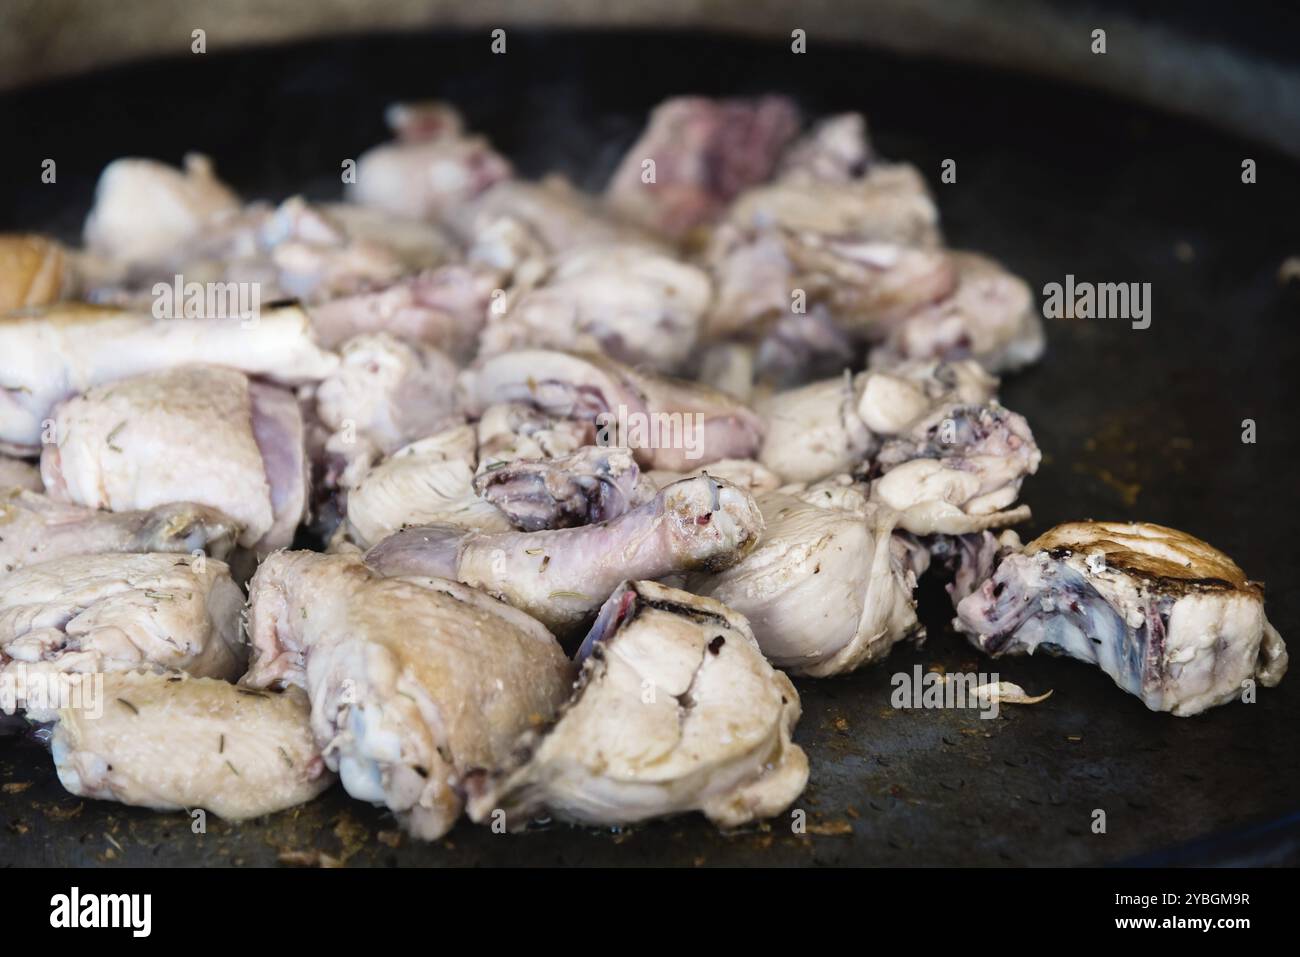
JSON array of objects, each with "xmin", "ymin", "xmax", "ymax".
[
  {"xmin": 955, "ymin": 522, "xmax": 1288, "ymax": 716},
  {"xmin": 242, "ymin": 550, "xmax": 572, "ymax": 840},
  {"xmin": 41, "ymin": 365, "xmax": 308, "ymax": 551},
  {"xmin": 338, "ymin": 425, "xmax": 514, "ymax": 548},
  {"xmin": 0, "ymin": 491, "xmax": 238, "ymax": 575},
  {"xmin": 0, "ymin": 234, "xmax": 70, "ymax": 310},
  {"xmin": 315, "ymin": 332, "xmax": 462, "ymax": 487},
  {"xmin": 305, "ymin": 264, "xmax": 496, "ymax": 358},
  {"xmin": 364, "ymin": 473, "xmax": 763, "ymax": 634},
  {"xmin": 757, "ymin": 359, "xmax": 998, "ymax": 484},
  {"xmin": 0, "ymin": 552, "xmax": 244, "ymax": 720},
  {"xmin": 84, "ymin": 193, "xmax": 452, "ymax": 310},
  {"xmin": 644, "ymin": 458, "xmax": 783, "ymax": 495},
  {"xmin": 465, "ymin": 580, "xmax": 808, "ymax": 829},
  {"xmin": 866, "ymin": 401, "xmax": 1040, "ymax": 535},
  {"xmin": 705, "ymin": 163, "xmax": 951, "ymax": 340},
  {"xmin": 605, "ymin": 95, "xmax": 802, "ymax": 239},
  {"xmin": 871, "ymin": 252, "xmax": 1046, "ymax": 373},
  {"xmin": 479, "ymin": 243, "xmax": 711, "ymax": 373},
  {"xmin": 460, "ymin": 349, "xmax": 765, "ymax": 471},
  {"xmin": 691, "ymin": 485, "xmax": 922, "ymax": 676},
  {"xmin": 474, "ymin": 402, "xmax": 592, "ymax": 468},
  {"xmin": 348, "ymin": 101, "xmax": 512, "ymax": 222},
  {"xmin": 775, "ymin": 112, "xmax": 873, "ymax": 184},
  {"xmin": 82, "ymin": 154, "xmax": 241, "ymax": 270},
  {"xmin": 52, "ymin": 673, "xmax": 332, "ymax": 819},
  {"xmin": 0, "ymin": 302, "xmax": 337, "ymax": 453},
  {"xmin": 473, "ymin": 446, "xmax": 655, "ymax": 532},
  {"xmin": 452, "ymin": 176, "xmax": 663, "ymax": 269}
]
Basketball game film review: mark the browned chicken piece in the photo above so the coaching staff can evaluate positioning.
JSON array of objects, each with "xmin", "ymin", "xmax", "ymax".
[
  {"xmin": 0, "ymin": 234, "xmax": 70, "ymax": 310},
  {"xmin": 956, "ymin": 522, "xmax": 1288, "ymax": 716}
]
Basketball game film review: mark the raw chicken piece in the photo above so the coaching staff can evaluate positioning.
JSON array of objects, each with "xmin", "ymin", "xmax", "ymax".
[
  {"xmin": 0, "ymin": 491, "xmax": 238, "ymax": 575},
  {"xmin": 605, "ymin": 96, "xmax": 802, "ymax": 239},
  {"xmin": 775, "ymin": 113, "xmax": 873, "ymax": 184},
  {"xmin": 955, "ymin": 522, "xmax": 1288, "ymax": 716},
  {"xmin": 757, "ymin": 359, "xmax": 998, "ymax": 484},
  {"xmin": 242, "ymin": 550, "xmax": 572, "ymax": 840},
  {"xmin": 691, "ymin": 487, "xmax": 922, "ymax": 675},
  {"xmin": 52, "ymin": 673, "xmax": 332, "ymax": 819},
  {"xmin": 0, "ymin": 234, "xmax": 69, "ymax": 310},
  {"xmin": 454, "ymin": 177, "xmax": 661, "ymax": 269},
  {"xmin": 0, "ymin": 302, "xmax": 337, "ymax": 453},
  {"xmin": 315, "ymin": 332, "xmax": 462, "ymax": 485},
  {"xmin": 645, "ymin": 458, "xmax": 783, "ymax": 494},
  {"xmin": 754, "ymin": 306, "xmax": 858, "ymax": 389},
  {"xmin": 339, "ymin": 425, "xmax": 513, "ymax": 548},
  {"xmin": 465, "ymin": 580, "xmax": 808, "ymax": 829},
  {"xmin": 41, "ymin": 365, "xmax": 308, "ymax": 551},
  {"xmin": 322, "ymin": 202, "xmax": 457, "ymax": 271},
  {"xmin": 460, "ymin": 350, "xmax": 764, "ymax": 470},
  {"xmin": 306, "ymin": 264, "xmax": 496, "ymax": 358},
  {"xmin": 475, "ymin": 402, "xmax": 592, "ymax": 468},
  {"xmin": 82, "ymin": 195, "xmax": 451, "ymax": 310},
  {"xmin": 83, "ymin": 154, "xmax": 240, "ymax": 269},
  {"xmin": 248, "ymin": 196, "xmax": 410, "ymax": 303},
  {"xmin": 479, "ymin": 243, "xmax": 711, "ymax": 372},
  {"xmin": 348, "ymin": 102, "xmax": 512, "ymax": 221},
  {"xmin": 871, "ymin": 252, "xmax": 1046, "ymax": 373},
  {"xmin": 695, "ymin": 340, "xmax": 758, "ymax": 402},
  {"xmin": 473, "ymin": 446, "xmax": 655, "ymax": 532},
  {"xmin": 364, "ymin": 473, "xmax": 763, "ymax": 634},
  {"xmin": 0, "ymin": 455, "xmax": 41, "ymax": 491},
  {"xmin": 866, "ymin": 401, "xmax": 1040, "ymax": 535},
  {"xmin": 705, "ymin": 163, "xmax": 950, "ymax": 339},
  {"xmin": 0, "ymin": 552, "xmax": 244, "ymax": 719}
]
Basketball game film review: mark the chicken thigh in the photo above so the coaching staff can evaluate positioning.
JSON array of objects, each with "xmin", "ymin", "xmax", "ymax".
[
  {"xmin": 0, "ymin": 552, "xmax": 244, "ymax": 719},
  {"xmin": 52, "ymin": 673, "xmax": 332, "ymax": 819},
  {"xmin": 691, "ymin": 486, "xmax": 922, "ymax": 676},
  {"xmin": 466, "ymin": 580, "xmax": 808, "ymax": 829},
  {"xmin": 243, "ymin": 550, "xmax": 572, "ymax": 840},
  {"xmin": 41, "ymin": 365, "xmax": 308, "ymax": 551}
]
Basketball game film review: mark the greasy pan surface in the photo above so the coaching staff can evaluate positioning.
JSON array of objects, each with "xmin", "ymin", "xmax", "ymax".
[{"xmin": 1, "ymin": 30, "xmax": 1297, "ymax": 867}]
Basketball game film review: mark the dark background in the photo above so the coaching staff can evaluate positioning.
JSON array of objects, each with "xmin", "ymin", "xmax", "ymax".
[{"xmin": 0, "ymin": 25, "xmax": 1297, "ymax": 865}]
